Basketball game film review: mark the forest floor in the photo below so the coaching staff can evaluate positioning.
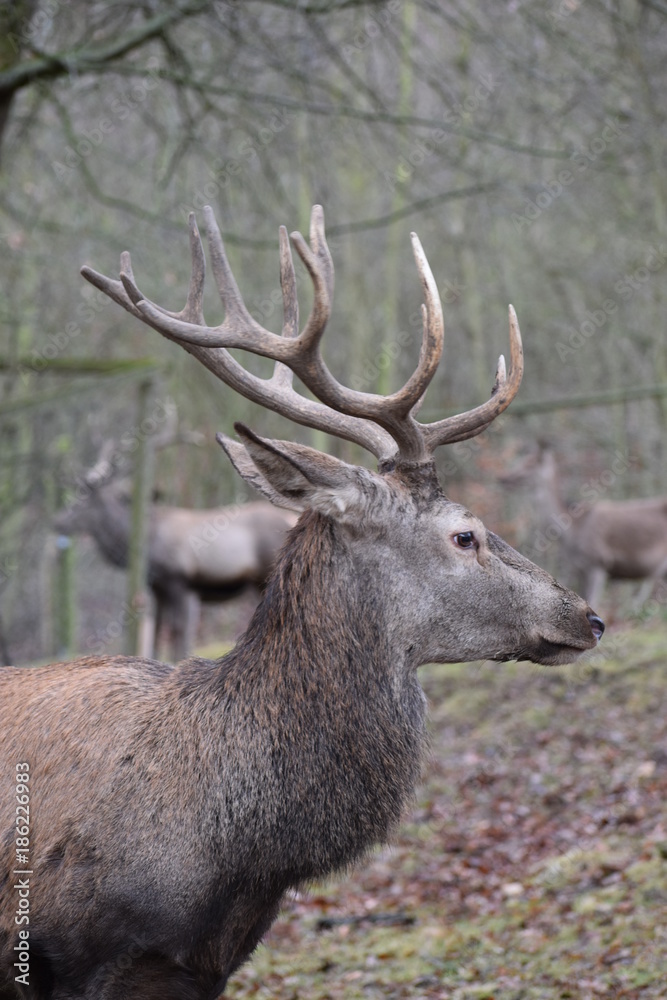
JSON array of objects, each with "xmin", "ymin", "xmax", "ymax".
[{"xmin": 222, "ymin": 621, "xmax": 667, "ymax": 1000}]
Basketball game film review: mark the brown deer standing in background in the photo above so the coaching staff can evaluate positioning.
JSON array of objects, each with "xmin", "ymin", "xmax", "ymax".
[
  {"xmin": 54, "ymin": 441, "xmax": 296, "ymax": 660},
  {"xmin": 0, "ymin": 206, "xmax": 603, "ymax": 1000},
  {"xmin": 516, "ymin": 444, "xmax": 667, "ymax": 608}
]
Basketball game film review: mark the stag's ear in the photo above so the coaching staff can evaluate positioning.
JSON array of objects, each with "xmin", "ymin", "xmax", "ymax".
[
  {"xmin": 218, "ymin": 423, "xmax": 373, "ymax": 520},
  {"xmin": 216, "ymin": 432, "xmax": 299, "ymax": 511}
]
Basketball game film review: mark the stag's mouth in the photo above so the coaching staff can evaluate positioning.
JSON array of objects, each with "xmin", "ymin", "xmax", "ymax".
[
  {"xmin": 519, "ymin": 639, "xmax": 594, "ymax": 666},
  {"xmin": 494, "ymin": 627, "xmax": 604, "ymax": 666},
  {"xmin": 521, "ymin": 627, "xmax": 603, "ymax": 666},
  {"xmin": 489, "ymin": 641, "xmax": 589, "ymax": 666},
  {"xmin": 514, "ymin": 612, "xmax": 605, "ymax": 667}
]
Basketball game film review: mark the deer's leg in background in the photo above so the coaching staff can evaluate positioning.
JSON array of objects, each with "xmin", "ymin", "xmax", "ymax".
[
  {"xmin": 585, "ymin": 566, "xmax": 607, "ymax": 610},
  {"xmin": 633, "ymin": 554, "xmax": 667, "ymax": 610},
  {"xmin": 166, "ymin": 581, "xmax": 198, "ymax": 662},
  {"xmin": 183, "ymin": 591, "xmax": 201, "ymax": 660},
  {"xmin": 137, "ymin": 589, "xmax": 158, "ymax": 659},
  {"xmin": 633, "ymin": 578, "xmax": 655, "ymax": 609},
  {"xmin": 152, "ymin": 584, "xmax": 167, "ymax": 659}
]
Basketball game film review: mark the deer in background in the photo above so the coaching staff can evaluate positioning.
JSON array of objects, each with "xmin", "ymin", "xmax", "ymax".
[
  {"xmin": 513, "ymin": 443, "xmax": 667, "ymax": 609},
  {"xmin": 0, "ymin": 206, "xmax": 603, "ymax": 1000},
  {"xmin": 54, "ymin": 436, "xmax": 297, "ymax": 661}
]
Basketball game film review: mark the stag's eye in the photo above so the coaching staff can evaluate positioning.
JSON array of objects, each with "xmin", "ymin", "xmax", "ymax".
[{"xmin": 453, "ymin": 531, "xmax": 477, "ymax": 549}]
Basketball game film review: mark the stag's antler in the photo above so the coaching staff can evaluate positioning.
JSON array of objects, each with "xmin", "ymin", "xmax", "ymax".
[{"xmin": 81, "ymin": 206, "xmax": 523, "ymax": 467}]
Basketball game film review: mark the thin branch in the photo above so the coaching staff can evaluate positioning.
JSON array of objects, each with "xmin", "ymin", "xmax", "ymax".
[
  {"xmin": 305, "ymin": 16, "xmax": 388, "ymax": 112},
  {"xmin": 639, "ymin": 0, "xmax": 667, "ymax": 17},
  {"xmin": 253, "ymin": 0, "xmax": 391, "ymax": 10},
  {"xmin": 325, "ymin": 183, "xmax": 499, "ymax": 234},
  {"xmin": 138, "ymin": 73, "xmax": 577, "ymax": 160},
  {"xmin": 0, "ymin": 0, "xmax": 209, "ymax": 97}
]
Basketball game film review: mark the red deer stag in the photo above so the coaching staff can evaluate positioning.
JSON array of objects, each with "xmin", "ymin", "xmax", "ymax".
[
  {"xmin": 54, "ymin": 441, "xmax": 297, "ymax": 660},
  {"xmin": 0, "ymin": 206, "xmax": 604, "ymax": 1000},
  {"xmin": 518, "ymin": 444, "xmax": 667, "ymax": 608}
]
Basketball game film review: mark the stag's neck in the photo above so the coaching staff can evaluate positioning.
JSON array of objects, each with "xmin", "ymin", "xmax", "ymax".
[
  {"xmin": 184, "ymin": 510, "xmax": 426, "ymax": 881},
  {"xmin": 236, "ymin": 512, "xmax": 394, "ymax": 682},
  {"xmin": 231, "ymin": 511, "xmax": 422, "ymax": 712}
]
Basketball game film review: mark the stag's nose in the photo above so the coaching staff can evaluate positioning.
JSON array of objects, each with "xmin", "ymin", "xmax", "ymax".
[{"xmin": 587, "ymin": 613, "xmax": 605, "ymax": 642}]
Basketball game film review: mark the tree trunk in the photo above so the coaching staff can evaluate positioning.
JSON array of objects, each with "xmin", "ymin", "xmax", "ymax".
[{"xmin": 124, "ymin": 379, "xmax": 156, "ymax": 656}]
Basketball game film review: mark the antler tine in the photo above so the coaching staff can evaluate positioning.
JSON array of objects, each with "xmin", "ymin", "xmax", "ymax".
[
  {"xmin": 84, "ymin": 437, "xmax": 120, "ymax": 488},
  {"xmin": 202, "ymin": 206, "xmax": 257, "ymax": 329},
  {"xmin": 180, "ymin": 214, "xmax": 206, "ymax": 324},
  {"xmin": 283, "ymin": 205, "xmax": 335, "ymax": 356},
  {"xmin": 421, "ymin": 305, "xmax": 524, "ymax": 450},
  {"xmin": 310, "ymin": 203, "xmax": 334, "ymax": 300},
  {"xmin": 119, "ymin": 217, "xmax": 207, "ymax": 326},
  {"xmin": 385, "ymin": 233, "xmax": 444, "ymax": 412},
  {"xmin": 81, "ymin": 214, "xmax": 206, "ymax": 329},
  {"xmin": 80, "ymin": 257, "xmax": 145, "ymax": 322},
  {"xmin": 271, "ymin": 225, "xmax": 299, "ymax": 390},
  {"xmin": 279, "ymin": 225, "xmax": 299, "ymax": 340}
]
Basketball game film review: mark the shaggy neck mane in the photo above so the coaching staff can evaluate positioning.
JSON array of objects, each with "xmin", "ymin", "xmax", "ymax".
[
  {"xmin": 231, "ymin": 509, "xmax": 383, "ymax": 688},
  {"xmin": 194, "ymin": 508, "xmax": 427, "ymax": 878}
]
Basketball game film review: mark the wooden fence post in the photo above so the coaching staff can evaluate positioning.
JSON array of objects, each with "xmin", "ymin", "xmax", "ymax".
[
  {"xmin": 53, "ymin": 533, "xmax": 75, "ymax": 659},
  {"xmin": 124, "ymin": 377, "xmax": 156, "ymax": 656}
]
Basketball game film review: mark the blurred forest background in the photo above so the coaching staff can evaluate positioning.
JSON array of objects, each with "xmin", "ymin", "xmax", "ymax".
[{"xmin": 1, "ymin": 0, "xmax": 666, "ymax": 664}]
